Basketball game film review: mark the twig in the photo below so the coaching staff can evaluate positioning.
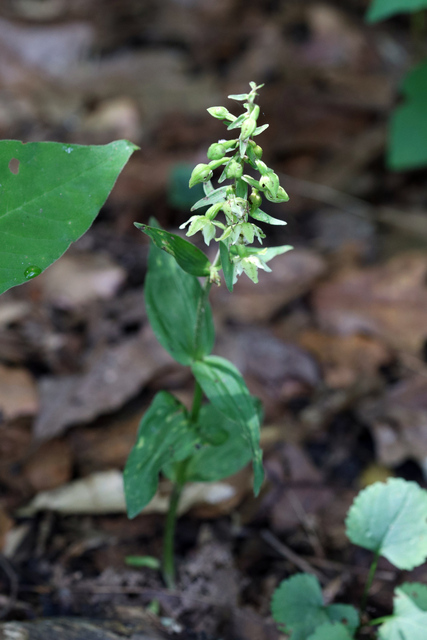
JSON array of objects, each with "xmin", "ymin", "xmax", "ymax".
[{"xmin": 261, "ymin": 530, "xmax": 326, "ymax": 583}]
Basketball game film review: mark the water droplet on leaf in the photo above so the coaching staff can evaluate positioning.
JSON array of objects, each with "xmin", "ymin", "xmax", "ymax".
[{"xmin": 24, "ymin": 265, "xmax": 42, "ymax": 280}]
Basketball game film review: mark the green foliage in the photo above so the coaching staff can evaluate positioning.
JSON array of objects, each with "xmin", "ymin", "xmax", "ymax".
[
  {"xmin": 144, "ymin": 226, "xmax": 215, "ymax": 365},
  {"xmin": 366, "ymin": 0, "xmax": 427, "ymax": 22},
  {"xmin": 124, "ymin": 391, "xmax": 197, "ymax": 518},
  {"xmin": 389, "ymin": 60, "xmax": 427, "ymax": 170},
  {"xmin": 366, "ymin": 1, "xmax": 427, "ymax": 170},
  {"xmin": 166, "ymin": 403, "xmax": 252, "ymax": 483},
  {"xmin": 191, "ymin": 355, "xmax": 263, "ymax": 494},
  {"xmin": 272, "ymin": 479, "xmax": 427, "ymax": 640},
  {"xmin": 307, "ymin": 622, "xmax": 354, "ymax": 640},
  {"xmin": 134, "ymin": 224, "xmax": 211, "ymax": 277},
  {"xmin": 0, "ymin": 139, "xmax": 136, "ymax": 295},
  {"xmin": 271, "ymin": 574, "xmax": 359, "ymax": 640},
  {"xmin": 345, "ymin": 477, "xmax": 427, "ymax": 569},
  {"xmin": 378, "ymin": 584, "xmax": 427, "ymax": 640}
]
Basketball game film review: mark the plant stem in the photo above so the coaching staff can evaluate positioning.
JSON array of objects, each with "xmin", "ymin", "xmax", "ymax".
[
  {"xmin": 162, "ymin": 258, "xmax": 219, "ymax": 587},
  {"xmin": 361, "ymin": 551, "xmax": 380, "ymax": 614},
  {"xmin": 162, "ymin": 461, "xmax": 186, "ymax": 589}
]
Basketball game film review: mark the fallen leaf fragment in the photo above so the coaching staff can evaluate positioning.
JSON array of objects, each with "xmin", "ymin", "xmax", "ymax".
[
  {"xmin": 313, "ymin": 253, "xmax": 427, "ymax": 355},
  {"xmin": 0, "ymin": 364, "xmax": 38, "ymax": 420}
]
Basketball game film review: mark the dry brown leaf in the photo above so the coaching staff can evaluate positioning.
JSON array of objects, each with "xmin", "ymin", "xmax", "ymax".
[
  {"xmin": 299, "ymin": 330, "xmax": 391, "ymax": 388},
  {"xmin": 0, "ymin": 364, "xmax": 38, "ymax": 420},
  {"xmin": 313, "ymin": 253, "xmax": 427, "ymax": 355},
  {"xmin": 34, "ymin": 325, "xmax": 176, "ymax": 440},
  {"xmin": 359, "ymin": 375, "xmax": 427, "ymax": 467},
  {"xmin": 22, "ymin": 439, "xmax": 73, "ymax": 492}
]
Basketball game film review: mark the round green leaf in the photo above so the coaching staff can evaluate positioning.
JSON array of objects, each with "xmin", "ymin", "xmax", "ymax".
[
  {"xmin": 345, "ymin": 478, "xmax": 427, "ymax": 570},
  {"xmin": 0, "ymin": 139, "xmax": 137, "ymax": 295},
  {"xmin": 307, "ymin": 622, "xmax": 354, "ymax": 640},
  {"xmin": 271, "ymin": 574, "xmax": 359, "ymax": 640},
  {"xmin": 379, "ymin": 585, "xmax": 427, "ymax": 640}
]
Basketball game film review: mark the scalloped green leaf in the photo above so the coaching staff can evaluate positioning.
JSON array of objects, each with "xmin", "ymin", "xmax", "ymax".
[
  {"xmin": 366, "ymin": 0, "xmax": 427, "ymax": 22},
  {"xmin": 123, "ymin": 391, "xmax": 197, "ymax": 518},
  {"xmin": 399, "ymin": 582, "xmax": 427, "ymax": 611},
  {"xmin": 135, "ymin": 224, "xmax": 210, "ymax": 277},
  {"xmin": 144, "ymin": 224, "xmax": 215, "ymax": 365},
  {"xmin": 345, "ymin": 478, "xmax": 427, "ymax": 570},
  {"xmin": 271, "ymin": 574, "xmax": 359, "ymax": 640},
  {"xmin": 307, "ymin": 622, "xmax": 354, "ymax": 640},
  {"xmin": 0, "ymin": 139, "xmax": 137, "ymax": 296},
  {"xmin": 191, "ymin": 355, "xmax": 263, "ymax": 494},
  {"xmin": 378, "ymin": 585, "xmax": 427, "ymax": 640}
]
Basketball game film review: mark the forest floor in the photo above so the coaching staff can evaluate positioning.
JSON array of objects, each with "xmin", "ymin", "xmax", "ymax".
[{"xmin": 0, "ymin": 1, "xmax": 427, "ymax": 638}]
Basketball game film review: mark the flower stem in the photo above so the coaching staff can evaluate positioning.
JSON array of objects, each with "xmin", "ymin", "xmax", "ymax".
[{"xmin": 361, "ymin": 551, "xmax": 380, "ymax": 614}]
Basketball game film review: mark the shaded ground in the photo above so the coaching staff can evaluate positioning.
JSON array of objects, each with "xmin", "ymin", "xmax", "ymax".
[{"xmin": 0, "ymin": 1, "xmax": 427, "ymax": 638}]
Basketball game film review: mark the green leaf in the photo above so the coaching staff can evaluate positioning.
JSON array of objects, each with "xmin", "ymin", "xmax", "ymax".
[
  {"xmin": 125, "ymin": 555, "xmax": 161, "ymax": 569},
  {"xmin": 190, "ymin": 186, "xmax": 228, "ymax": 211},
  {"xmin": 345, "ymin": 478, "xmax": 427, "ymax": 570},
  {"xmin": 123, "ymin": 391, "xmax": 197, "ymax": 518},
  {"xmin": 249, "ymin": 208, "xmax": 287, "ymax": 226},
  {"xmin": 219, "ymin": 240, "xmax": 234, "ymax": 292},
  {"xmin": 184, "ymin": 404, "xmax": 252, "ymax": 482},
  {"xmin": 307, "ymin": 622, "xmax": 354, "ymax": 640},
  {"xmin": 261, "ymin": 244, "xmax": 294, "ymax": 262},
  {"xmin": 366, "ymin": 0, "xmax": 427, "ymax": 22},
  {"xmin": 144, "ymin": 226, "xmax": 215, "ymax": 365},
  {"xmin": 378, "ymin": 585, "xmax": 427, "ymax": 640},
  {"xmin": 399, "ymin": 583, "xmax": 427, "ymax": 611},
  {"xmin": 271, "ymin": 574, "xmax": 359, "ymax": 640},
  {"xmin": 191, "ymin": 355, "xmax": 263, "ymax": 494},
  {"xmin": 0, "ymin": 139, "xmax": 137, "ymax": 296},
  {"xmin": 135, "ymin": 224, "xmax": 211, "ymax": 277},
  {"xmin": 388, "ymin": 61, "xmax": 427, "ymax": 170}
]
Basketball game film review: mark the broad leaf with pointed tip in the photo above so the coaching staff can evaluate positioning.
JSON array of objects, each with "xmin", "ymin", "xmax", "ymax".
[
  {"xmin": 191, "ymin": 355, "xmax": 263, "ymax": 494},
  {"xmin": 144, "ymin": 224, "xmax": 215, "ymax": 365},
  {"xmin": 345, "ymin": 478, "xmax": 427, "ymax": 570},
  {"xmin": 0, "ymin": 139, "xmax": 137, "ymax": 295},
  {"xmin": 271, "ymin": 574, "xmax": 359, "ymax": 640},
  {"xmin": 124, "ymin": 391, "xmax": 197, "ymax": 518}
]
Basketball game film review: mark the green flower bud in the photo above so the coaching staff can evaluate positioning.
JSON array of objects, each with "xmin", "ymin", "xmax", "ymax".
[
  {"xmin": 207, "ymin": 106, "xmax": 235, "ymax": 121},
  {"xmin": 205, "ymin": 202, "xmax": 223, "ymax": 220},
  {"xmin": 259, "ymin": 172, "xmax": 279, "ymax": 198},
  {"xmin": 225, "ymin": 160, "xmax": 243, "ymax": 179},
  {"xmin": 207, "ymin": 142, "xmax": 227, "ymax": 160},
  {"xmin": 264, "ymin": 185, "xmax": 290, "ymax": 203},
  {"xmin": 240, "ymin": 115, "xmax": 257, "ymax": 141},
  {"xmin": 253, "ymin": 144, "xmax": 263, "ymax": 159},
  {"xmin": 189, "ymin": 163, "xmax": 213, "ymax": 188},
  {"xmin": 249, "ymin": 190, "xmax": 262, "ymax": 210}
]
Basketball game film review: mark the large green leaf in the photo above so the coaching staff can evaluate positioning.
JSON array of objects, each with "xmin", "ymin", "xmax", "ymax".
[
  {"xmin": 379, "ymin": 585, "xmax": 427, "ymax": 640},
  {"xmin": 191, "ymin": 355, "xmax": 263, "ymax": 494},
  {"xmin": 144, "ymin": 228, "xmax": 215, "ymax": 365},
  {"xmin": 184, "ymin": 403, "xmax": 252, "ymax": 482},
  {"xmin": 307, "ymin": 623, "xmax": 354, "ymax": 640},
  {"xmin": 271, "ymin": 574, "xmax": 359, "ymax": 640},
  {"xmin": 123, "ymin": 391, "xmax": 197, "ymax": 518},
  {"xmin": 388, "ymin": 61, "xmax": 427, "ymax": 170},
  {"xmin": 0, "ymin": 139, "xmax": 137, "ymax": 295},
  {"xmin": 135, "ymin": 224, "xmax": 211, "ymax": 277},
  {"xmin": 366, "ymin": 0, "xmax": 427, "ymax": 22},
  {"xmin": 345, "ymin": 478, "xmax": 427, "ymax": 570}
]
